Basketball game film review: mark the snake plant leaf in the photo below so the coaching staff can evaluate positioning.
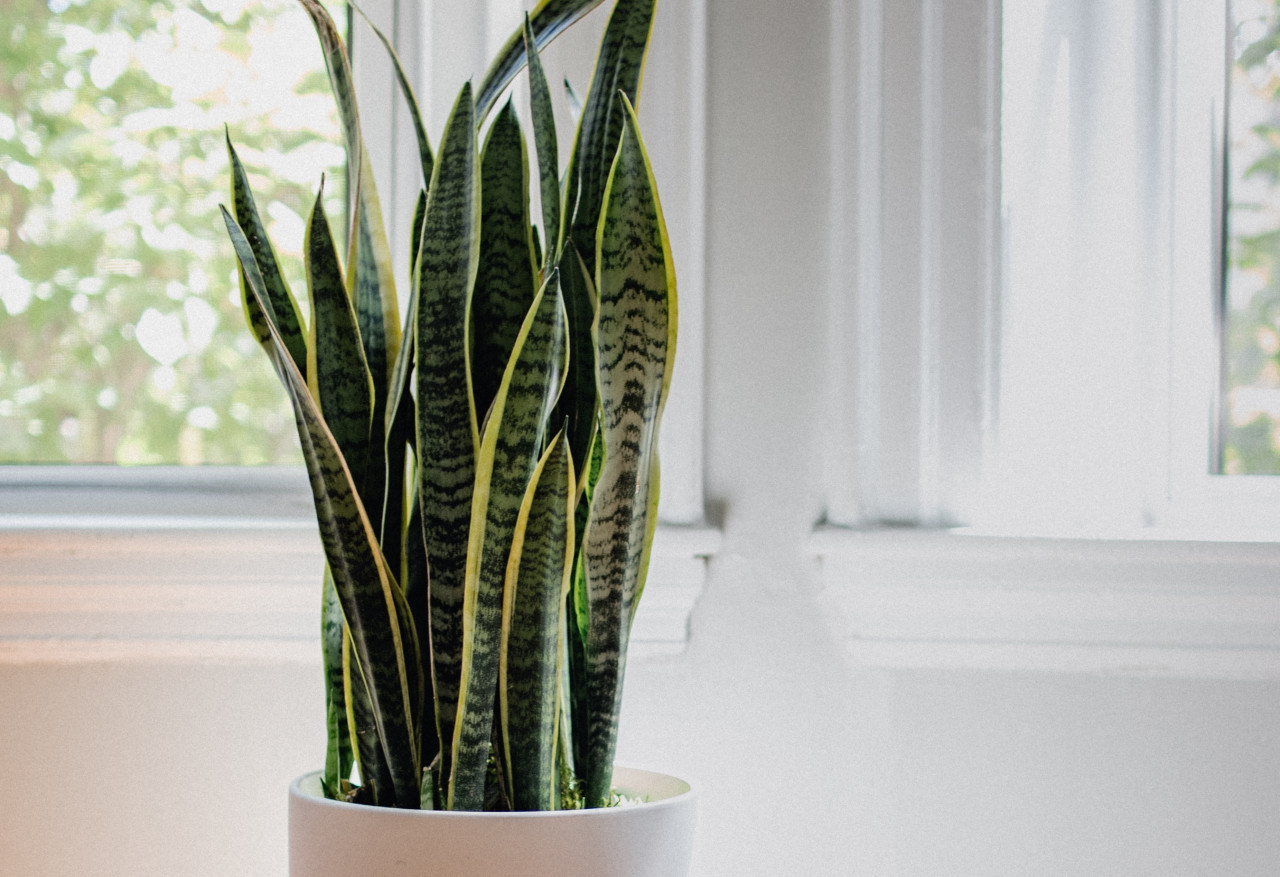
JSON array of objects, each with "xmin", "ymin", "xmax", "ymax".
[
  {"xmin": 449, "ymin": 274, "xmax": 568, "ymax": 811},
  {"xmin": 225, "ymin": 132, "xmax": 307, "ymax": 379},
  {"xmin": 473, "ymin": 100, "xmax": 538, "ymax": 424},
  {"xmin": 344, "ymin": 625, "xmax": 395, "ymax": 804},
  {"xmin": 382, "ymin": 187, "xmax": 428, "ymax": 572},
  {"xmin": 224, "ymin": 205, "xmax": 423, "ymax": 809},
  {"xmin": 402, "ymin": 483, "xmax": 436, "ymax": 768},
  {"xmin": 305, "ymin": 181, "xmax": 375, "ymax": 498},
  {"xmin": 565, "ymin": 425, "xmax": 600, "ymax": 770},
  {"xmin": 524, "ymin": 15, "xmax": 561, "ymax": 264},
  {"xmin": 578, "ymin": 95, "xmax": 675, "ymax": 807},
  {"xmin": 500, "ymin": 431, "xmax": 574, "ymax": 811},
  {"xmin": 298, "ymin": 0, "xmax": 400, "ymax": 528},
  {"xmin": 476, "ymin": 0, "xmax": 608, "ymax": 123},
  {"xmin": 415, "ymin": 81, "xmax": 480, "ymax": 793},
  {"xmin": 562, "ymin": 0, "xmax": 656, "ymax": 279},
  {"xmin": 551, "ymin": 242, "xmax": 599, "ymax": 482},
  {"xmin": 350, "ymin": 1, "xmax": 435, "ymax": 188},
  {"xmin": 322, "ymin": 568, "xmax": 353, "ymax": 799}
]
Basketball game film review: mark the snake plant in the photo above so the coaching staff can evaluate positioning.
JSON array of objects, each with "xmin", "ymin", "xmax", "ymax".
[{"xmin": 220, "ymin": 0, "xmax": 675, "ymax": 813}]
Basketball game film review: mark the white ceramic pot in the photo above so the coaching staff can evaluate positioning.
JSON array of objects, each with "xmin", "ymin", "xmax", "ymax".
[{"xmin": 288, "ymin": 766, "xmax": 697, "ymax": 877}]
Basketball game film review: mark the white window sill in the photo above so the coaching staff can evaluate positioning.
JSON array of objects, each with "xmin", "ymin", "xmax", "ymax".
[
  {"xmin": 809, "ymin": 526, "xmax": 1280, "ymax": 679},
  {"xmin": 0, "ymin": 467, "xmax": 718, "ymax": 664}
]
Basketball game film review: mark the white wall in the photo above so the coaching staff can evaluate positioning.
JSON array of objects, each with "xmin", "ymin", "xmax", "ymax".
[{"xmin": 3, "ymin": 1, "xmax": 1280, "ymax": 875}]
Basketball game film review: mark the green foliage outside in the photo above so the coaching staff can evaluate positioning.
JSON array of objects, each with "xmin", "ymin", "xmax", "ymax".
[
  {"xmin": 1227, "ymin": 0, "xmax": 1280, "ymax": 474},
  {"xmin": 0, "ymin": 0, "xmax": 344, "ymax": 463}
]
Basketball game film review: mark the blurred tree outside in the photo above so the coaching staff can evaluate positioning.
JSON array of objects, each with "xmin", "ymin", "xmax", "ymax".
[
  {"xmin": 0, "ymin": 0, "xmax": 345, "ymax": 464},
  {"xmin": 1226, "ymin": 0, "xmax": 1280, "ymax": 474}
]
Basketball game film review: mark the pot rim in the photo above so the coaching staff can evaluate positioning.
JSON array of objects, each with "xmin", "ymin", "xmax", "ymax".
[{"xmin": 289, "ymin": 765, "xmax": 696, "ymax": 820}]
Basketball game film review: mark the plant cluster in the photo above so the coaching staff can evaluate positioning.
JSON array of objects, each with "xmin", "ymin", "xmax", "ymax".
[{"xmin": 221, "ymin": 0, "xmax": 675, "ymax": 812}]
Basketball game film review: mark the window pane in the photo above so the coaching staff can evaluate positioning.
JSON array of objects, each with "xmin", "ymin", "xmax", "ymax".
[
  {"xmin": 0, "ymin": 0, "xmax": 344, "ymax": 463},
  {"xmin": 1224, "ymin": 0, "xmax": 1280, "ymax": 474}
]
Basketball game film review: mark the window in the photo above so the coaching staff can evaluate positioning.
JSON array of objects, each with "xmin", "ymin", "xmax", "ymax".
[
  {"xmin": 1223, "ymin": 0, "xmax": 1280, "ymax": 474},
  {"xmin": 814, "ymin": 0, "xmax": 1280, "ymax": 675},
  {"xmin": 0, "ymin": 0, "xmax": 345, "ymax": 464}
]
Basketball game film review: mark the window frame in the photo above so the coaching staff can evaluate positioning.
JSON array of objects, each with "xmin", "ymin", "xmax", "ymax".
[{"xmin": 812, "ymin": 0, "xmax": 1280, "ymax": 678}]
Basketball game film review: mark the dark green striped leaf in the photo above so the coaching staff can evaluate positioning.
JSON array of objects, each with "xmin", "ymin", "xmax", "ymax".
[
  {"xmin": 476, "ymin": 0, "xmax": 608, "ymax": 123},
  {"xmin": 305, "ymin": 181, "xmax": 374, "ymax": 498},
  {"xmin": 225, "ymin": 132, "xmax": 307, "ymax": 379},
  {"xmin": 415, "ymin": 82, "xmax": 480, "ymax": 794},
  {"xmin": 551, "ymin": 243, "xmax": 599, "ymax": 483},
  {"xmin": 298, "ymin": 0, "xmax": 400, "ymax": 537},
  {"xmin": 450, "ymin": 274, "xmax": 568, "ymax": 810},
  {"xmin": 473, "ymin": 100, "xmax": 537, "ymax": 424},
  {"xmin": 500, "ymin": 432, "xmax": 574, "ymax": 811},
  {"xmin": 524, "ymin": 15, "xmax": 560, "ymax": 264},
  {"xmin": 344, "ymin": 625, "xmax": 394, "ymax": 803},
  {"xmin": 562, "ymin": 0, "xmax": 656, "ymax": 279},
  {"xmin": 321, "ymin": 568, "xmax": 353, "ymax": 799},
  {"xmin": 223, "ymin": 205, "xmax": 423, "ymax": 809},
  {"xmin": 578, "ymin": 97, "xmax": 675, "ymax": 806}
]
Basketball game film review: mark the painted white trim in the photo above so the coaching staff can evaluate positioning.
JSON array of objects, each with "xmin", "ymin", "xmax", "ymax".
[
  {"xmin": 0, "ymin": 465, "xmax": 716, "ymax": 662},
  {"xmin": 824, "ymin": 0, "xmax": 1000, "ymax": 527},
  {"xmin": 811, "ymin": 527, "xmax": 1280, "ymax": 679}
]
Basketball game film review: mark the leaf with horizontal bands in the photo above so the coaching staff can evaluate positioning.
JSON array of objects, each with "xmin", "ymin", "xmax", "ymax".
[
  {"xmin": 226, "ymin": 132, "xmax": 307, "ymax": 379},
  {"xmin": 415, "ymin": 82, "xmax": 480, "ymax": 794},
  {"xmin": 500, "ymin": 431, "xmax": 574, "ymax": 811},
  {"xmin": 449, "ymin": 274, "xmax": 567, "ymax": 810},
  {"xmin": 473, "ymin": 100, "xmax": 537, "ymax": 424},
  {"xmin": 579, "ymin": 96, "xmax": 675, "ymax": 806}
]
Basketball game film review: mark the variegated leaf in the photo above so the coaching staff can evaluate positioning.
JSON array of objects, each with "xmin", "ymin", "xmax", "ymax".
[
  {"xmin": 579, "ymin": 96, "xmax": 675, "ymax": 806},
  {"xmin": 551, "ymin": 242, "xmax": 599, "ymax": 484},
  {"xmin": 298, "ymin": 0, "xmax": 400, "ymax": 539},
  {"xmin": 524, "ymin": 15, "xmax": 560, "ymax": 264},
  {"xmin": 226, "ymin": 132, "xmax": 307, "ymax": 378},
  {"xmin": 473, "ymin": 100, "xmax": 538, "ymax": 424},
  {"xmin": 500, "ymin": 432, "xmax": 574, "ymax": 811},
  {"xmin": 450, "ymin": 274, "xmax": 568, "ymax": 811},
  {"xmin": 415, "ymin": 82, "xmax": 480, "ymax": 793},
  {"xmin": 561, "ymin": 0, "xmax": 656, "ymax": 278},
  {"xmin": 305, "ymin": 181, "xmax": 375, "ymax": 499},
  {"xmin": 321, "ymin": 568, "xmax": 353, "ymax": 798},
  {"xmin": 223, "ymin": 205, "xmax": 423, "ymax": 809}
]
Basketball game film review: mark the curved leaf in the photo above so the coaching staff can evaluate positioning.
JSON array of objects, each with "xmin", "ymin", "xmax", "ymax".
[
  {"xmin": 298, "ymin": 0, "xmax": 400, "ymax": 541},
  {"xmin": 579, "ymin": 96, "xmax": 675, "ymax": 806},
  {"xmin": 524, "ymin": 15, "xmax": 561, "ymax": 263},
  {"xmin": 561, "ymin": 0, "xmax": 656, "ymax": 279},
  {"xmin": 305, "ymin": 181, "xmax": 374, "ymax": 499},
  {"xmin": 476, "ymin": 0, "xmax": 609, "ymax": 123},
  {"xmin": 226, "ymin": 132, "xmax": 307, "ymax": 379},
  {"xmin": 350, "ymin": 1, "xmax": 435, "ymax": 188}
]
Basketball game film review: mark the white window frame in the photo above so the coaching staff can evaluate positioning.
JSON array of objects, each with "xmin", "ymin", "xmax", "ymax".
[
  {"xmin": 0, "ymin": 0, "xmax": 715, "ymax": 664},
  {"xmin": 813, "ymin": 0, "xmax": 1280, "ymax": 678}
]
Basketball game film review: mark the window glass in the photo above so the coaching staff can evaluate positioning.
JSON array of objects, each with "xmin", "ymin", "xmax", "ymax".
[
  {"xmin": 1225, "ymin": 0, "xmax": 1280, "ymax": 474},
  {"xmin": 0, "ymin": 0, "xmax": 344, "ymax": 463}
]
